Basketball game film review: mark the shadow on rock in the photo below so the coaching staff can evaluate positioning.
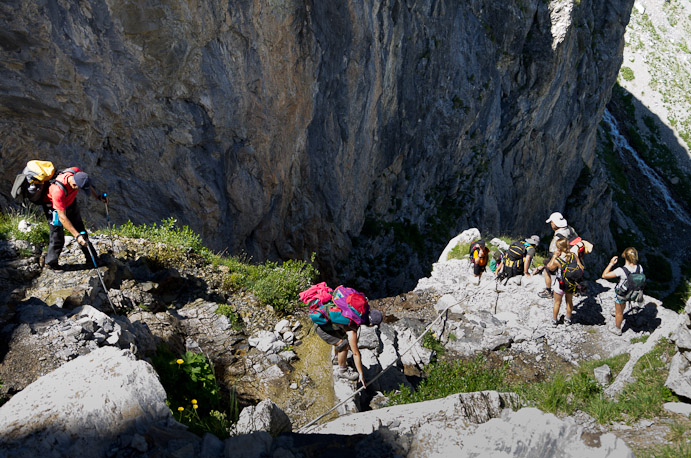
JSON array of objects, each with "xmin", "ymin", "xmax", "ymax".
[{"xmin": 623, "ymin": 302, "xmax": 661, "ymax": 334}]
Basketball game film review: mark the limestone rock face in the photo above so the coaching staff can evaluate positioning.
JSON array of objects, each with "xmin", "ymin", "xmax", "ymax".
[
  {"xmin": 0, "ymin": 0, "xmax": 631, "ymax": 295},
  {"xmin": 312, "ymin": 397, "xmax": 632, "ymax": 458},
  {"xmin": 0, "ymin": 347, "xmax": 171, "ymax": 458}
]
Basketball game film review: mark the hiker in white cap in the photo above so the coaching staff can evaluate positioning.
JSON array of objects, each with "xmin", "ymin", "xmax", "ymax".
[{"xmin": 538, "ymin": 212, "xmax": 579, "ymax": 298}]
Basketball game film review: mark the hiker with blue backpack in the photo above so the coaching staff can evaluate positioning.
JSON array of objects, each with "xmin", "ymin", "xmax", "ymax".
[
  {"xmin": 299, "ymin": 283, "xmax": 383, "ymax": 386},
  {"xmin": 601, "ymin": 247, "xmax": 646, "ymax": 336}
]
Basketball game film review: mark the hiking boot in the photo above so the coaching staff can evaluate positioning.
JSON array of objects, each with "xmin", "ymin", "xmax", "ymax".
[
  {"xmin": 337, "ymin": 367, "xmax": 359, "ymax": 382},
  {"xmin": 538, "ymin": 288, "xmax": 553, "ymax": 299},
  {"xmin": 565, "ymin": 316, "xmax": 572, "ymax": 326},
  {"xmin": 608, "ymin": 326, "xmax": 622, "ymax": 336},
  {"xmin": 551, "ymin": 318, "xmax": 558, "ymax": 327}
]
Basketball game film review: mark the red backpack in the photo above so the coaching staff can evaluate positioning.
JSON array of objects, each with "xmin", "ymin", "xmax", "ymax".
[{"xmin": 301, "ymin": 284, "xmax": 369, "ymax": 327}]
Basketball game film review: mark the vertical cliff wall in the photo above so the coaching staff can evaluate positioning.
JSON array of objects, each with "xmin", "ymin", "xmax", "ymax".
[{"xmin": 0, "ymin": 0, "xmax": 632, "ymax": 295}]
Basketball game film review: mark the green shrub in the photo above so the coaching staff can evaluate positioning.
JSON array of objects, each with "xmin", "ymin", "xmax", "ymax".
[
  {"xmin": 252, "ymin": 257, "xmax": 318, "ymax": 313},
  {"xmin": 215, "ymin": 304, "xmax": 243, "ymax": 330},
  {"xmin": 385, "ymin": 356, "xmax": 507, "ymax": 405},
  {"xmin": 151, "ymin": 347, "xmax": 237, "ymax": 438},
  {"xmin": 620, "ymin": 66, "xmax": 635, "ymax": 81},
  {"xmin": 422, "ymin": 333, "xmax": 445, "ymax": 355}
]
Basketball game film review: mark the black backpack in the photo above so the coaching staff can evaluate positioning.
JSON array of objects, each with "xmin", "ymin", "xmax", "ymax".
[
  {"xmin": 556, "ymin": 253, "xmax": 584, "ymax": 291},
  {"xmin": 615, "ymin": 266, "xmax": 646, "ymax": 301},
  {"xmin": 497, "ymin": 241, "xmax": 528, "ymax": 281}
]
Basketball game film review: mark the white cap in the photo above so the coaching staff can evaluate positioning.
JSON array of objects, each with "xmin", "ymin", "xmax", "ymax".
[{"xmin": 546, "ymin": 212, "xmax": 567, "ymax": 228}]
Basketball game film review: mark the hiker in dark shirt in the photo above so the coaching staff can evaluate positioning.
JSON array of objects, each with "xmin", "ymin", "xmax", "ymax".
[{"xmin": 43, "ymin": 168, "xmax": 107, "ymax": 269}]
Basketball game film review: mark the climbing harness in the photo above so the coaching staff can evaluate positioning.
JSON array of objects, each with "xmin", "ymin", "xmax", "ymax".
[{"xmin": 298, "ymin": 297, "xmax": 463, "ymax": 433}]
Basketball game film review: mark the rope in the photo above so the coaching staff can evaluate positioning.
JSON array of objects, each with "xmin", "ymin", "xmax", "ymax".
[{"xmin": 298, "ymin": 297, "xmax": 463, "ymax": 433}]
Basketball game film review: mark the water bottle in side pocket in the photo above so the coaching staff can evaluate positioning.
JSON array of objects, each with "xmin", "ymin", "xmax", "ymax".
[{"xmin": 51, "ymin": 210, "xmax": 61, "ymax": 227}]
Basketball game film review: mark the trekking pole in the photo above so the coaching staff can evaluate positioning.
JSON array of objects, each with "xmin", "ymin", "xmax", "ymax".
[
  {"xmin": 103, "ymin": 193, "xmax": 115, "ymax": 253},
  {"xmin": 84, "ymin": 236, "xmax": 116, "ymax": 313}
]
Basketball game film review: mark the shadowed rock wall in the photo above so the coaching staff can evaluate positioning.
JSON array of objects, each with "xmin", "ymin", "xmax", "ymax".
[{"xmin": 0, "ymin": 0, "xmax": 631, "ymax": 295}]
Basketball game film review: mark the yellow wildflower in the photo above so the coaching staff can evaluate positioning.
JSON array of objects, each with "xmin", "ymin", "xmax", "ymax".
[
  {"xmin": 176, "ymin": 359, "xmax": 184, "ymax": 365},
  {"xmin": 191, "ymin": 399, "xmax": 197, "ymax": 404},
  {"xmin": 193, "ymin": 404, "xmax": 198, "ymax": 410},
  {"xmin": 177, "ymin": 407, "xmax": 184, "ymax": 411}
]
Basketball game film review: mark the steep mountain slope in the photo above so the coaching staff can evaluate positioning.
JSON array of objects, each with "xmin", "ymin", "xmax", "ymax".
[
  {"xmin": 596, "ymin": 0, "xmax": 691, "ymax": 299},
  {"xmin": 0, "ymin": 0, "xmax": 633, "ymax": 296}
]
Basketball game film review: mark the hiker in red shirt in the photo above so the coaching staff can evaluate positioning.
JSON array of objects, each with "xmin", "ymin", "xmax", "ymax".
[{"xmin": 43, "ymin": 168, "xmax": 107, "ymax": 269}]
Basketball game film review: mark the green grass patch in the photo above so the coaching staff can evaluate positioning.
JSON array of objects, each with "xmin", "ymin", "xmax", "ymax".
[
  {"xmin": 447, "ymin": 240, "xmax": 475, "ymax": 260},
  {"xmin": 385, "ymin": 355, "xmax": 507, "ymax": 406},
  {"xmin": 630, "ymin": 335, "xmax": 650, "ymax": 344},
  {"xmin": 638, "ymin": 440, "xmax": 691, "ymax": 458},
  {"xmin": 620, "ymin": 66, "xmax": 635, "ymax": 81},
  {"xmin": 114, "ymin": 217, "xmax": 209, "ymax": 256},
  {"xmin": 617, "ymin": 338, "xmax": 678, "ymax": 421},
  {"xmin": 0, "ymin": 207, "xmax": 50, "ymax": 249},
  {"xmin": 111, "ymin": 219, "xmax": 318, "ymax": 314},
  {"xmin": 519, "ymin": 340, "xmax": 676, "ymax": 424},
  {"xmin": 637, "ymin": 419, "xmax": 691, "ymax": 457},
  {"xmin": 517, "ymin": 353, "xmax": 629, "ymax": 423}
]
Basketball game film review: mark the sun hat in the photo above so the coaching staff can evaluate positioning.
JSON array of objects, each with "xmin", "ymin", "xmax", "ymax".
[
  {"xmin": 368, "ymin": 309, "xmax": 383, "ymax": 326},
  {"xmin": 545, "ymin": 212, "xmax": 567, "ymax": 228},
  {"xmin": 526, "ymin": 235, "xmax": 540, "ymax": 246},
  {"xmin": 73, "ymin": 172, "xmax": 91, "ymax": 191}
]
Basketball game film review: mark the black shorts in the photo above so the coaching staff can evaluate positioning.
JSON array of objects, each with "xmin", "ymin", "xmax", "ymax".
[
  {"xmin": 314, "ymin": 324, "xmax": 349, "ymax": 351},
  {"xmin": 543, "ymin": 255, "xmax": 557, "ymax": 275},
  {"xmin": 473, "ymin": 263, "xmax": 486, "ymax": 276}
]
